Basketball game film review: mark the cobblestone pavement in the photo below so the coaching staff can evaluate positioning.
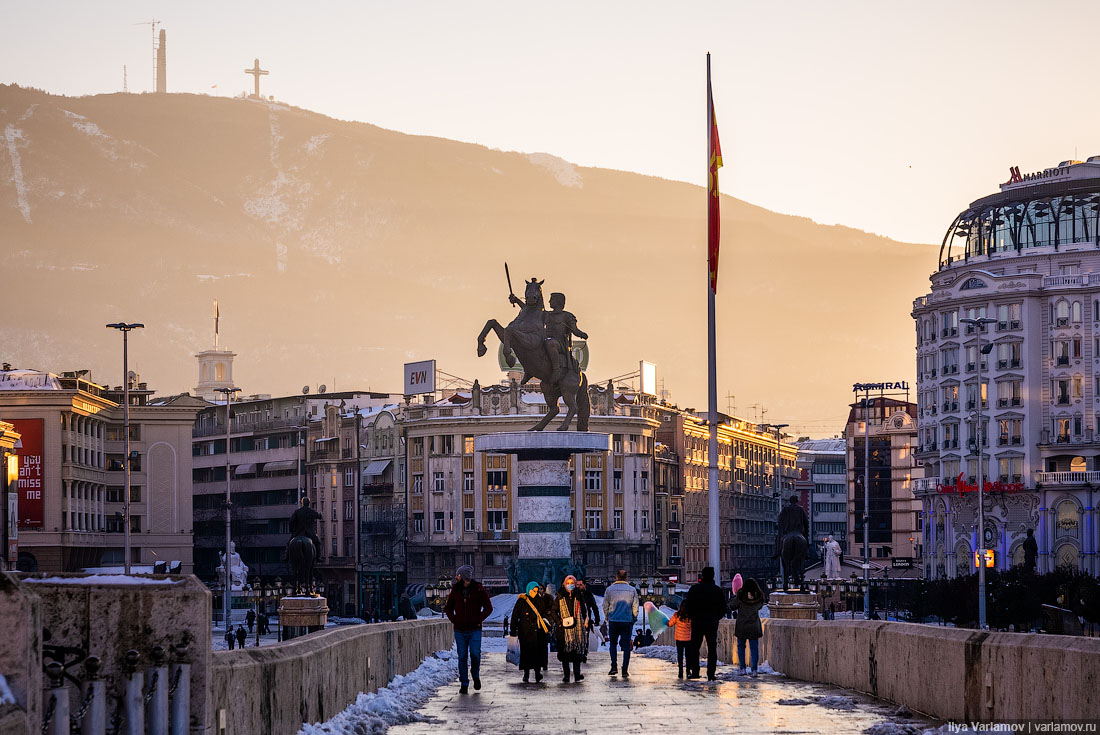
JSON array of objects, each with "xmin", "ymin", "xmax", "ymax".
[{"xmin": 389, "ymin": 649, "xmax": 939, "ymax": 735}]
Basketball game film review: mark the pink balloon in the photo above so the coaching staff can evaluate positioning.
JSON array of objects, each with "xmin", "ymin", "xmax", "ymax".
[{"xmin": 732, "ymin": 573, "xmax": 743, "ymax": 594}]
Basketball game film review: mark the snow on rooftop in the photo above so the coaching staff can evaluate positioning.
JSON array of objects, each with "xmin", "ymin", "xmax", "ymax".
[
  {"xmin": 0, "ymin": 370, "xmax": 62, "ymax": 390},
  {"xmin": 25, "ymin": 574, "xmax": 180, "ymax": 586}
]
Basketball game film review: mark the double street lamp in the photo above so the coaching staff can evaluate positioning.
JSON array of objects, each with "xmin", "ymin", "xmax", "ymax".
[
  {"xmin": 105, "ymin": 322, "xmax": 144, "ymax": 575},
  {"xmin": 960, "ymin": 316, "xmax": 996, "ymax": 630},
  {"xmin": 214, "ymin": 386, "xmax": 241, "ymax": 630}
]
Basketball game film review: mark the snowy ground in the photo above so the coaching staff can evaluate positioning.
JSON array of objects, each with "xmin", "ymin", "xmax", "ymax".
[{"xmin": 298, "ymin": 649, "xmax": 458, "ymax": 735}]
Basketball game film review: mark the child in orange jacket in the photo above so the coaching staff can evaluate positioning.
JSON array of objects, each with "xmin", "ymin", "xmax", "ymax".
[{"xmin": 667, "ymin": 599, "xmax": 693, "ymax": 679}]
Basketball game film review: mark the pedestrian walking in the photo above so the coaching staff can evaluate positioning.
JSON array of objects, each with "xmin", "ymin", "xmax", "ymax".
[
  {"xmin": 729, "ymin": 578, "xmax": 767, "ymax": 676},
  {"xmin": 511, "ymin": 581, "xmax": 551, "ymax": 683},
  {"xmin": 576, "ymin": 578, "xmax": 601, "ymax": 628},
  {"xmin": 667, "ymin": 599, "xmax": 693, "ymax": 679},
  {"xmin": 224, "ymin": 628, "xmax": 235, "ymax": 650},
  {"xmin": 235, "ymin": 625, "xmax": 247, "ymax": 649},
  {"xmin": 551, "ymin": 575, "xmax": 590, "ymax": 682},
  {"xmin": 247, "ymin": 609, "xmax": 256, "ymax": 633},
  {"xmin": 685, "ymin": 566, "xmax": 727, "ymax": 680},
  {"xmin": 602, "ymin": 569, "xmax": 639, "ymax": 678},
  {"xmin": 443, "ymin": 565, "xmax": 493, "ymax": 694},
  {"xmin": 258, "ymin": 613, "xmax": 269, "ymax": 636}
]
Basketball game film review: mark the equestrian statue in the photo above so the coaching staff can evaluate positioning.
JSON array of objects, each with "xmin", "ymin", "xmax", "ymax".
[
  {"xmin": 476, "ymin": 265, "xmax": 591, "ymax": 431},
  {"xmin": 775, "ymin": 495, "xmax": 809, "ymax": 592},
  {"xmin": 286, "ymin": 496, "xmax": 322, "ymax": 596}
]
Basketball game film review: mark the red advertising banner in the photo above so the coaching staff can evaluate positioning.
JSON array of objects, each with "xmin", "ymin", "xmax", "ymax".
[
  {"xmin": 936, "ymin": 472, "xmax": 1024, "ymax": 495},
  {"xmin": 11, "ymin": 419, "xmax": 44, "ymax": 528}
]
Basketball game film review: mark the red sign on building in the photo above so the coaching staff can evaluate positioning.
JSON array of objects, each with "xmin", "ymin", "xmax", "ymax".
[
  {"xmin": 11, "ymin": 419, "xmax": 44, "ymax": 528},
  {"xmin": 936, "ymin": 472, "xmax": 1023, "ymax": 495}
]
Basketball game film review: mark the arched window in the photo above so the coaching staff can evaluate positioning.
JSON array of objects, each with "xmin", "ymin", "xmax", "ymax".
[
  {"xmin": 1072, "ymin": 301, "xmax": 1083, "ymax": 322},
  {"xmin": 1056, "ymin": 500, "xmax": 1079, "ymax": 539},
  {"xmin": 1055, "ymin": 300, "xmax": 1070, "ymax": 323},
  {"xmin": 1055, "ymin": 544, "xmax": 1079, "ymax": 569},
  {"xmin": 1070, "ymin": 456, "xmax": 1087, "ymax": 472},
  {"xmin": 215, "ymin": 363, "xmax": 226, "ymax": 382}
]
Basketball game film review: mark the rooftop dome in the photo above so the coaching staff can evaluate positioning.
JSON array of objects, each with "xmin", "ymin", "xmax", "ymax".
[{"xmin": 939, "ymin": 160, "xmax": 1100, "ymax": 268}]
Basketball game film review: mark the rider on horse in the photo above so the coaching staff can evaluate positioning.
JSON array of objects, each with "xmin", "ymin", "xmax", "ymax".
[
  {"xmin": 773, "ymin": 495, "xmax": 808, "ymax": 559},
  {"xmin": 541, "ymin": 292, "xmax": 587, "ymax": 384},
  {"xmin": 287, "ymin": 496, "xmax": 322, "ymax": 560}
]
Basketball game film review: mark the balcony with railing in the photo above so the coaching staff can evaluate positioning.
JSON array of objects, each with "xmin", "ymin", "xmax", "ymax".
[
  {"xmin": 1035, "ymin": 471, "xmax": 1100, "ymax": 485},
  {"xmin": 577, "ymin": 529, "xmax": 623, "ymax": 540},
  {"xmin": 666, "ymin": 520, "xmax": 680, "ymax": 531},
  {"xmin": 477, "ymin": 530, "xmax": 514, "ymax": 541}
]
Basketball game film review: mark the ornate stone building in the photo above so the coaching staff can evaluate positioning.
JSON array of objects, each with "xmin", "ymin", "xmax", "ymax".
[{"xmin": 912, "ymin": 159, "xmax": 1100, "ymax": 578}]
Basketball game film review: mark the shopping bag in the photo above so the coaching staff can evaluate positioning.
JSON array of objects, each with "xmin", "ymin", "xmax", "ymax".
[
  {"xmin": 588, "ymin": 628, "xmax": 601, "ymax": 652},
  {"xmin": 644, "ymin": 601, "xmax": 669, "ymax": 636},
  {"xmin": 506, "ymin": 635, "xmax": 521, "ymax": 667}
]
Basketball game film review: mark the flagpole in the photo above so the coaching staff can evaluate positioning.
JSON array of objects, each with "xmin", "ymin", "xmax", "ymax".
[{"xmin": 706, "ymin": 52, "xmax": 721, "ymax": 581}]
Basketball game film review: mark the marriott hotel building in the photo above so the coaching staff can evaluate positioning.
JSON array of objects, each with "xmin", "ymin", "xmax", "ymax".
[{"xmin": 912, "ymin": 159, "xmax": 1100, "ymax": 579}]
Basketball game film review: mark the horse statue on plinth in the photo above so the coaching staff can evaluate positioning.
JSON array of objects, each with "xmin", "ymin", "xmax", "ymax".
[
  {"xmin": 286, "ymin": 497, "xmax": 322, "ymax": 596},
  {"xmin": 776, "ymin": 495, "xmax": 809, "ymax": 592},
  {"xmin": 476, "ymin": 269, "xmax": 591, "ymax": 432}
]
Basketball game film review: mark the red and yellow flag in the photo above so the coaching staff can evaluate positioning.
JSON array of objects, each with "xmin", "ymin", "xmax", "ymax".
[{"xmin": 707, "ymin": 75, "xmax": 723, "ymax": 293}]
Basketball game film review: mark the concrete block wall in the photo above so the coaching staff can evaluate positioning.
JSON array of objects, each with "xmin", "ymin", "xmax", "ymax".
[
  {"xmin": 691, "ymin": 618, "xmax": 1100, "ymax": 723},
  {"xmin": 0, "ymin": 573, "xmax": 41, "ymax": 735},
  {"xmin": 208, "ymin": 619, "xmax": 452, "ymax": 735},
  {"xmin": 21, "ymin": 574, "xmax": 212, "ymax": 732}
]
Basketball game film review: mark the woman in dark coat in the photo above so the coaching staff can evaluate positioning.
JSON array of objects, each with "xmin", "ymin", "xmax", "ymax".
[
  {"xmin": 729, "ymin": 577, "xmax": 768, "ymax": 676},
  {"xmin": 550, "ymin": 575, "xmax": 590, "ymax": 682},
  {"xmin": 510, "ymin": 581, "xmax": 551, "ymax": 682}
]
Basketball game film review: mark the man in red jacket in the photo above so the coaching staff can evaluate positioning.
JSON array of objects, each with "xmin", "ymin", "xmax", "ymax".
[{"xmin": 444, "ymin": 565, "xmax": 494, "ymax": 693}]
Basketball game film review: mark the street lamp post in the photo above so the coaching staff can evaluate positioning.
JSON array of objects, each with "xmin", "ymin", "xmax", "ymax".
[
  {"xmin": 214, "ymin": 386, "xmax": 241, "ymax": 631},
  {"xmin": 961, "ymin": 316, "xmax": 996, "ymax": 630},
  {"xmin": 106, "ymin": 322, "xmax": 144, "ymax": 575}
]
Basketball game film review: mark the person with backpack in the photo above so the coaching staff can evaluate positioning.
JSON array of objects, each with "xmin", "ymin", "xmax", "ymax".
[
  {"xmin": 667, "ymin": 599, "xmax": 693, "ymax": 679},
  {"xmin": 729, "ymin": 578, "xmax": 768, "ymax": 676},
  {"xmin": 510, "ymin": 581, "xmax": 551, "ymax": 683}
]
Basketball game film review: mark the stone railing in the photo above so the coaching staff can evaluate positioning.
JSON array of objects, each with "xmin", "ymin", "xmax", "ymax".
[
  {"xmin": 209, "ymin": 619, "xmax": 451, "ymax": 735},
  {"xmin": 657, "ymin": 618, "xmax": 1100, "ymax": 723},
  {"xmin": 1035, "ymin": 470, "xmax": 1100, "ymax": 485},
  {"xmin": 1, "ymin": 573, "xmax": 453, "ymax": 735}
]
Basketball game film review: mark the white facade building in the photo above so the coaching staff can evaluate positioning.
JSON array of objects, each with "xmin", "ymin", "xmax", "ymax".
[{"xmin": 912, "ymin": 159, "xmax": 1100, "ymax": 578}]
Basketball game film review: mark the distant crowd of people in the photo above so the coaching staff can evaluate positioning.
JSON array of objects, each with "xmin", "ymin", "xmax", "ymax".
[
  {"xmin": 442, "ymin": 564, "xmax": 769, "ymax": 692},
  {"xmin": 223, "ymin": 607, "xmax": 272, "ymax": 650}
]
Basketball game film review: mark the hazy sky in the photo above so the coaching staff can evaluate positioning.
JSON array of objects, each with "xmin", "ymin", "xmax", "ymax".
[{"xmin": 5, "ymin": 1, "xmax": 1100, "ymax": 245}]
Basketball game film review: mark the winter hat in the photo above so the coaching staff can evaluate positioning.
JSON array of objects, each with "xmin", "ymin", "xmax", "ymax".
[
  {"xmin": 701, "ymin": 566, "xmax": 715, "ymax": 582},
  {"xmin": 456, "ymin": 565, "xmax": 474, "ymax": 581},
  {"xmin": 526, "ymin": 581, "xmax": 540, "ymax": 593},
  {"xmin": 563, "ymin": 575, "xmax": 577, "ymax": 587}
]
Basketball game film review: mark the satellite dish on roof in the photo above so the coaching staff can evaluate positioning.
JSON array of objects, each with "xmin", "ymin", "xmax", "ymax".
[
  {"xmin": 318, "ymin": 384, "xmax": 327, "ymax": 394},
  {"xmin": 302, "ymin": 385, "xmax": 310, "ymax": 395}
]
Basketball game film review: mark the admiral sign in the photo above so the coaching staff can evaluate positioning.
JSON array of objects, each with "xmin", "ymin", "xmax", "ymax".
[
  {"xmin": 936, "ymin": 472, "xmax": 1024, "ymax": 495},
  {"xmin": 852, "ymin": 381, "xmax": 909, "ymax": 392}
]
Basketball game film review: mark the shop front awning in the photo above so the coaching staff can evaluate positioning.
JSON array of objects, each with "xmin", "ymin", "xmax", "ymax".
[
  {"xmin": 362, "ymin": 459, "xmax": 392, "ymax": 476},
  {"xmin": 233, "ymin": 463, "xmax": 256, "ymax": 475}
]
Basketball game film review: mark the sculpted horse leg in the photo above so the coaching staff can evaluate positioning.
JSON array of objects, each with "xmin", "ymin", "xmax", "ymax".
[
  {"xmin": 531, "ymin": 383, "xmax": 561, "ymax": 431},
  {"xmin": 477, "ymin": 319, "xmax": 514, "ymax": 362}
]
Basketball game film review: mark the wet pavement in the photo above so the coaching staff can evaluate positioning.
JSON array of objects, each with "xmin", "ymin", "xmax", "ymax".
[{"xmin": 388, "ymin": 648, "xmax": 940, "ymax": 735}]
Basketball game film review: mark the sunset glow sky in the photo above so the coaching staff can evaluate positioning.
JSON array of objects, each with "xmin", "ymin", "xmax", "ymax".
[{"xmin": 5, "ymin": 1, "xmax": 1100, "ymax": 246}]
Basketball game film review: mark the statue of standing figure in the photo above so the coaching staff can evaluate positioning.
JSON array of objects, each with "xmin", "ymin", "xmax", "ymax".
[{"xmin": 823, "ymin": 535, "xmax": 843, "ymax": 579}]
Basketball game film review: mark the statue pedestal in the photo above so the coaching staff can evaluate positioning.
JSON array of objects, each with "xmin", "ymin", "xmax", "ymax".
[
  {"xmin": 278, "ymin": 595, "xmax": 329, "ymax": 640},
  {"xmin": 475, "ymin": 432, "xmax": 610, "ymax": 592},
  {"xmin": 769, "ymin": 591, "xmax": 820, "ymax": 620}
]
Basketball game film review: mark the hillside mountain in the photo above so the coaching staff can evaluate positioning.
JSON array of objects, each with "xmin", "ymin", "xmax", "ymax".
[{"xmin": 0, "ymin": 84, "xmax": 934, "ymax": 430}]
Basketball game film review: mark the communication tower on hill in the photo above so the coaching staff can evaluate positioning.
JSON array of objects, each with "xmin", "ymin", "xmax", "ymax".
[{"xmin": 132, "ymin": 20, "xmax": 160, "ymax": 91}]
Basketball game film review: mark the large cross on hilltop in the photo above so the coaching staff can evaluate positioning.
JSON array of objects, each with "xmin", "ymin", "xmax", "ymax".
[{"xmin": 245, "ymin": 58, "xmax": 268, "ymax": 98}]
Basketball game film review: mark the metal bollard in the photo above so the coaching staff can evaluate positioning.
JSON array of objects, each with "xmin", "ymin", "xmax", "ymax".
[
  {"xmin": 145, "ymin": 646, "xmax": 169, "ymax": 735},
  {"xmin": 122, "ymin": 650, "xmax": 143, "ymax": 735},
  {"xmin": 168, "ymin": 644, "xmax": 191, "ymax": 735},
  {"xmin": 43, "ymin": 661, "xmax": 71, "ymax": 735},
  {"xmin": 80, "ymin": 656, "xmax": 106, "ymax": 735}
]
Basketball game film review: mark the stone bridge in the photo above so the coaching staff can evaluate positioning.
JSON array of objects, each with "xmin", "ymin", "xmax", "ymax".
[{"xmin": 3, "ymin": 572, "xmax": 1098, "ymax": 734}]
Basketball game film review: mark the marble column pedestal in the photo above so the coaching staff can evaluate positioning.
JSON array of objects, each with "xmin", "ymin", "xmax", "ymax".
[{"xmin": 475, "ymin": 431, "xmax": 610, "ymax": 592}]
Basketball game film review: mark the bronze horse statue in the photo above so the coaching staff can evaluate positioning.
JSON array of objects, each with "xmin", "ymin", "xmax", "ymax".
[
  {"xmin": 287, "ymin": 534, "xmax": 317, "ymax": 596},
  {"xmin": 779, "ymin": 532, "xmax": 808, "ymax": 592},
  {"xmin": 477, "ymin": 277, "xmax": 591, "ymax": 431}
]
